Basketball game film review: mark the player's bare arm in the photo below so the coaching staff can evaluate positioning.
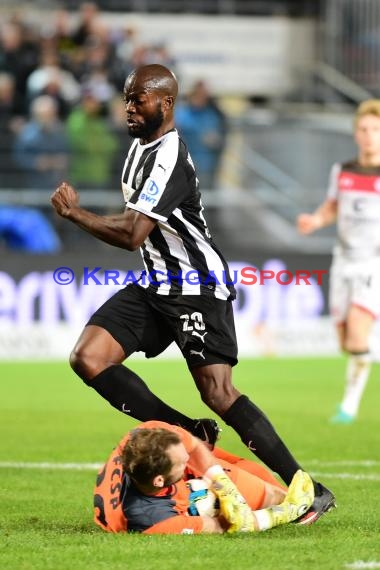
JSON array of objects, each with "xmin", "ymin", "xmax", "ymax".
[
  {"xmin": 297, "ymin": 199, "xmax": 338, "ymax": 235},
  {"xmin": 186, "ymin": 434, "xmax": 224, "ymax": 471},
  {"xmin": 51, "ymin": 181, "xmax": 157, "ymax": 250}
]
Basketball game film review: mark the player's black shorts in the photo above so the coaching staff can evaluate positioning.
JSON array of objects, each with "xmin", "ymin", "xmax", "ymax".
[{"xmin": 87, "ymin": 284, "xmax": 238, "ymax": 369}]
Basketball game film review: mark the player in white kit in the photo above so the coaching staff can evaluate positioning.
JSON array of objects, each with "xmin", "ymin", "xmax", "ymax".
[{"xmin": 297, "ymin": 99, "xmax": 380, "ymax": 423}]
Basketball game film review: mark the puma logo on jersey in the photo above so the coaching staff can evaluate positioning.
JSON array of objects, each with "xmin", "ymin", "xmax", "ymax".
[
  {"xmin": 158, "ymin": 164, "xmax": 167, "ymax": 173},
  {"xmin": 189, "ymin": 349, "xmax": 205, "ymax": 359},
  {"xmin": 191, "ymin": 331, "xmax": 208, "ymax": 343}
]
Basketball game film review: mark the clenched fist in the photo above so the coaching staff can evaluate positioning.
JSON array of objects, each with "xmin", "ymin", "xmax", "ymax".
[
  {"xmin": 296, "ymin": 213, "xmax": 321, "ymax": 235},
  {"xmin": 51, "ymin": 182, "xmax": 79, "ymax": 217}
]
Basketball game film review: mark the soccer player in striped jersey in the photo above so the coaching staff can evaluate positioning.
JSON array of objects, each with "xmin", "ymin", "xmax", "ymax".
[
  {"xmin": 298, "ymin": 99, "xmax": 380, "ymax": 424},
  {"xmin": 51, "ymin": 64, "xmax": 334, "ymax": 524}
]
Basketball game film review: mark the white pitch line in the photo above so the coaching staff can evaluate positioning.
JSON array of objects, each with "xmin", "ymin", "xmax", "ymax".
[
  {"xmin": 345, "ymin": 562, "xmax": 380, "ymax": 569},
  {"xmin": 0, "ymin": 462, "xmax": 380, "ymax": 481},
  {"xmin": 306, "ymin": 460, "xmax": 380, "ymax": 467},
  {"xmin": 310, "ymin": 471, "xmax": 380, "ymax": 481}
]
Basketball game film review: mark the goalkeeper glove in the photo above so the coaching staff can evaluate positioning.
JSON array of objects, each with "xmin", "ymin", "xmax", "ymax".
[{"xmin": 210, "ymin": 472, "xmax": 255, "ymax": 533}]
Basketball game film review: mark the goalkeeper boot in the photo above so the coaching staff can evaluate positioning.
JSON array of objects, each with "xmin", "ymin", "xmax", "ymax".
[
  {"xmin": 210, "ymin": 472, "xmax": 254, "ymax": 532},
  {"xmin": 269, "ymin": 470, "xmax": 314, "ymax": 527},
  {"xmin": 295, "ymin": 481, "xmax": 336, "ymax": 525},
  {"xmin": 192, "ymin": 418, "xmax": 221, "ymax": 449}
]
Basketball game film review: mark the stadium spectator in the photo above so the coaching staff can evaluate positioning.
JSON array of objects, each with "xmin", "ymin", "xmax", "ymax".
[
  {"xmin": 79, "ymin": 36, "xmax": 110, "ymax": 79},
  {"xmin": 50, "ymin": 8, "xmax": 77, "ymax": 60},
  {"xmin": 14, "ymin": 94, "xmax": 69, "ymax": 189},
  {"xmin": 94, "ymin": 420, "xmax": 314, "ymax": 534},
  {"xmin": 66, "ymin": 87, "xmax": 118, "ymax": 189},
  {"xmin": 71, "ymin": 2, "xmax": 102, "ymax": 48},
  {"xmin": 51, "ymin": 63, "xmax": 335, "ymax": 525},
  {"xmin": 0, "ymin": 4, "xmax": 176, "ymax": 238},
  {"xmin": 114, "ymin": 25, "xmax": 139, "ymax": 70},
  {"xmin": 0, "ymin": 20, "xmax": 40, "ymax": 109},
  {"xmin": 297, "ymin": 99, "xmax": 380, "ymax": 424},
  {"xmin": 175, "ymin": 80, "xmax": 227, "ymax": 190},
  {"xmin": 81, "ymin": 67, "xmax": 116, "ymax": 106},
  {"xmin": 26, "ymin": 50, "xmax": 81, "ymax": 118},
  {"xmin": 0, "ymin": 72, "xmax": 24, "ymax": 188}
]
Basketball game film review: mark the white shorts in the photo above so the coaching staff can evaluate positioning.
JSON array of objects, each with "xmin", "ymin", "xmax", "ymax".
[{"xmin": 329, "ymin": 256, "xmax": 380, "ymax": 324}]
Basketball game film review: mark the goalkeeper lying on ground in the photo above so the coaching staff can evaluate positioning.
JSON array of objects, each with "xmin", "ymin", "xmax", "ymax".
[{"xmin": 94, "ymin": 420, "xmax": 314, "ymax": 535}]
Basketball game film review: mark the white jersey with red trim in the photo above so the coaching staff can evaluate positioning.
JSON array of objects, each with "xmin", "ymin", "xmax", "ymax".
[{"xmin": 327, "ymin": 161, "xmax": 380, "ymax": 260}]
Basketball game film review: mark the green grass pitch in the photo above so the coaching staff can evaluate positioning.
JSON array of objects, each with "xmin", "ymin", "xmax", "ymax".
[{"xmin": 1, "ymin": 357, "xmax": 379, "ymax": 570}]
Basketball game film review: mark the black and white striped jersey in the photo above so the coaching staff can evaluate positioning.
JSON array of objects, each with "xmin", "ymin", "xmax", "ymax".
[{"xmin": 121, "ymin": 129, "xmax": 235, "ymax": 300}]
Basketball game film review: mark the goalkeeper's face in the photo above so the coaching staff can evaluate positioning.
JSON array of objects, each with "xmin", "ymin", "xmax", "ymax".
[{"xmin": 163, "ymin": 443, "xmax": 190, "ymax": 486}]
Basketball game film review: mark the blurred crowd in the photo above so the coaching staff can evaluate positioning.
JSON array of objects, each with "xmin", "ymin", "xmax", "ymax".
[
  {"xmin": 0, "ymin": 2, "xmax": 227, "ymax": 251},
  {"xmin": 0, "ymin": 2, "xmax": 174, "ymax": 192},
  {"xmin": 0, "ymin": 2, "xmax": 227, "ymax": 191}
]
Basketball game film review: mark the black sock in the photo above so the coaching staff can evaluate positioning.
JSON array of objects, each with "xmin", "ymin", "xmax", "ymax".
[
  {"xmin": 222, "ymin": 395, "xmax": 303, "ymax": 486},
  {"xmin": 87, "ymin": 364, "xmax": 197, "ymax": 432}
]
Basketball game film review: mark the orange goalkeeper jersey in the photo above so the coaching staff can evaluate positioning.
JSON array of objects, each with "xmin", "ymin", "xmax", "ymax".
[
  {"xmin": 94, "ymin": 420, "xmax": 284, "ymax": 534},
  {"xmin": 93, "ymin": 420, "xmax": 204, "ymax": 535}
]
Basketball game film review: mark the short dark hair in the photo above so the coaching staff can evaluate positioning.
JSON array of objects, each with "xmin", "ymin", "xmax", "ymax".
[{"xmin": 122, "ymin": 428, "xmax": 181, "ymax": 486}]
